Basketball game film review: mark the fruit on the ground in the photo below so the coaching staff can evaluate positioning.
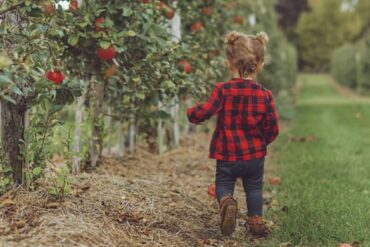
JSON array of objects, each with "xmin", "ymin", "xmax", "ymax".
[
  {"xmin": 208, "ymin": 183, "xmax": 216, "ymax": 197},
  {"xmin": 95, "ymin": 17, "xmax": 105, "ymax": 32},
  {"xmin": 201, "ymin": 7, "xmax": 212, "ymax": 16},
  {"xmin": 46, "ymin": 70, "xmax": 64, "ymax": 85},
  {"xmin": 142, "ymin": 0, "xmax": 150, "ymax": 3},
  {"xmin": 97, "ymin": 46, "xmax": 116, "ymax": 61},
  {"xmin": 337, "ymin": 244, "xmax": 352, "ymax": 247},
  {"xmin": 178, "ymin": 60, "xmax": 191, "ymax": 74},
  {"xmin": 233, "ymin": 15, "xmax": 243, "ymax": 24},
  {"xmin": 269, "ymin": 176, "xmax": 281, "ymax": 186},
  {"xmin": 69, "ymin": 0, "xmax": 78, "ymax": 11},
  {"xmin": 42, "ymin": 3, "xmax": 56, "ymax": 16},
  {"xmin": 104, "ymin": 64, "xmax": 116, "ymax": 78},
  {"xmin": 191, "ymin": 22, "xmax": 203, "ymax": 32}
]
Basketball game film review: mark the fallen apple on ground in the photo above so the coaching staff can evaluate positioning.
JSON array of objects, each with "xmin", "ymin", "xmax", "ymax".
[
  {"xmin": 269, "ymin": 176, "xmax": 281, "ymax": 186},
  {"xmin": 208, "ymin": 183, "xmax": 216, "ymax": 198}
]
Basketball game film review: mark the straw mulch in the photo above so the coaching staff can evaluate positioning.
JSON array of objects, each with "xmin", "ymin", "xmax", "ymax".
[{"xmin": 0, "ymin": 132, "xmax": 279, "ymax": 247}]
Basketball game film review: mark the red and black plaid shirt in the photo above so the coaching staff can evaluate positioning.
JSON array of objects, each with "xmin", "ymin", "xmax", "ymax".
[{"xmin": 186, "ymin": 78, "xmax": 279, "ymax": 161}]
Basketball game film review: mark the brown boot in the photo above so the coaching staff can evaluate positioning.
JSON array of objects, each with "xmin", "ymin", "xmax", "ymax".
[
  {"xmin": 247, "ymin": 215, "xmax": 268, "ymax": 237},
  {"xmin": 219, "ymin": 195, "xmax": 237, "ymax": 236}
]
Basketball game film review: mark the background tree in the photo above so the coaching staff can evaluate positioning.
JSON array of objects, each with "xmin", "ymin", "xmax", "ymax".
[
  {"xmin": 295, "ymin": 0, "xmax": 362, "ymax": 71},
  {"xmin": 275, "ymin": 0, "xmax": 310, "ymax": 41}
]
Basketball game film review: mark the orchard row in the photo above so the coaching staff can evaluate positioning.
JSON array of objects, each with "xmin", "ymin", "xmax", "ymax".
[{"xmin": 0, "ymin": 0, "xmax": 297, "ymax": 189}]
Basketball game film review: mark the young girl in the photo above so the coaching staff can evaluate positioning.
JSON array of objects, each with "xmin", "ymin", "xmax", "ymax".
[{"xmin": 186, "ymin": 31, "xmax": 279, "ymax": 237}]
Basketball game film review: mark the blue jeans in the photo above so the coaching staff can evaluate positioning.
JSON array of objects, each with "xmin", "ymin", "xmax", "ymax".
[{"xmin": 215, "ymin": 157, "xmax": 265, "ymax": 217}]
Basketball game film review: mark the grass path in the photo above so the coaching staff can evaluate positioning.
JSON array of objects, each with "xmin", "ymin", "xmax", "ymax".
[{"xmin": 273, "ymin": 74, "xmax": 370, "ymax": 246}]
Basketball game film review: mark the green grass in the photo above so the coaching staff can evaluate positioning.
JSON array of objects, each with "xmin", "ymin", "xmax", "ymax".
[{"xmin": 272, "ymin": 74, "xmax": 370, "ymax": 246}]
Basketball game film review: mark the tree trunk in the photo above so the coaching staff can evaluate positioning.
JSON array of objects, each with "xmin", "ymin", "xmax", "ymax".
[
  {"xmin": 72, "ymin": 95, "xmax": 84, "ymax": 175},
  {"xmin": 86, "ymin": 81, "xmax": 106, "ymax": 171},
  {"xmin": 170, "ymin": 97, "xmax": 180, "ymax": 147},
  {"xmin": 106, "ymin": 107, "xmax": 113, "ymax": 156},
  {"xmin": 117, "ymin": 120, "xmax": 125, "ymax": 157},
  {"xmin": 157, "ymin": 101, "xmax": 165, "ymax": 154},
  {"xmin": 1, "ymin": 100, "xmax": 26, "ymax": 185},
  {"xmin": 128, "ymin": 114, "xmax": 136, "ymax": 153},
  {"xmin": 0, "ymin": 101, "xmax": 2, "ymax": 147}
]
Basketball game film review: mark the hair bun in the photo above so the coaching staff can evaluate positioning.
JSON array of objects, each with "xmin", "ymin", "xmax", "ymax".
[
  {"xmin": 255, "ymin": 32, "xmax": 269, "ymax": 46},
  {"xmin": 224, "ymin": 31, "xmax": 240, "ymax": 45}
]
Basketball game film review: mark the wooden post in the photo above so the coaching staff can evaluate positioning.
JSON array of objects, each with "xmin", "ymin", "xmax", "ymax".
[
  {"xmin": 72, "ymin": 95, "xmax": 84, "ymax": 175},
  {"xmin": 170, "ymin": 0, "xmax": 181, "ymax": 147}
]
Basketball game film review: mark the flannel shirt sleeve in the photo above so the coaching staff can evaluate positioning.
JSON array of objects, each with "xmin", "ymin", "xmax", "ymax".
[
  {"xmin": 186, "ymin": 84, "xmax": 223, "ymax": 124},
  {"xmin": 263, "ymin": 90, "xmax": 279, "ymax": 145}
]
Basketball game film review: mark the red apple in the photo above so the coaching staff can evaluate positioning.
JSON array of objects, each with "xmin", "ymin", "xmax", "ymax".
[
  {"xmin": 104, "ymin": 64, "xmax": 116, "ymax": 78},
  {"xmin": 95, "ymin": 17, "xmax": 105, "ymax": 32},
  {"xmin": 201, "ymin": 7, "xmax": 212, "ymax": 16},
  {"xmin": 191, "ymin": 22, "xmax": 203, "ymax": 32},
  {"xmin": 142, "ymin": 0, "xmax": 150, "ymax": 3},
  {"xmin": 69, "ymin": 0, "xmax": 78, "ymax": 11},
  {"xmin": 97, "ymin": 46, "xmax": 116, "ymax": 61},
  {"xmin": 269, "ymin": 176, "xmax": 281, "ymax": 186},
  {"xmin": 42, "ymin": 3, "xmax": 56, "ymax": 16},
  {"xmin": 208, "ymin": 183, "xmax": 216, "ymax": 198},
  {"xmin": 157, "ymin": 1, "xmax": 166, "ymax": 9},
  {"xmin": 46, "ymin": 70, "xmax": 65, "ymax": 85},
  {"xmin": 178, "ymin": 60, "xmax": 191, "ymax": 74},
  {"xmin": 166, "ymin": 8, "xmax": 175, "ymax": 19},
  {"xmin": 233, "ymin": 15, "xmax": 243, "ymax": 24}
]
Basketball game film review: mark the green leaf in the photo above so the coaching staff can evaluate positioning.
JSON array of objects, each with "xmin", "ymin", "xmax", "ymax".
[
  {"xmin": 68, "ymin": 35, "xmax": 79, "ymax": 46},
  {"xmin": 0, "ymin": 75, "xmax": 13, "ymax": 84},
  {"xmin": 99, "ymin": 41, "xmax": 111, "ymax": 49},
  {"xmin": 126, "ymin": 30, "xmax": 136, "ymax": 37},
  {"xmin": 0, "ymin": 55, "xmax": 12, "ymax": 69},
  {"xmin": 12, "ymin": 87, "xmax": 23, "ymax": 95},
  {"xmin": 122, "ymin": 7, "xmax": 133, "ymax": 17},
  {"xmin": 32, "ymin": 167, "xmax": 42, "ymax": 177}
]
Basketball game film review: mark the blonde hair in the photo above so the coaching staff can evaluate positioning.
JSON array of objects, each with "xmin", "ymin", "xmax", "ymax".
[{"xmin": 224, "ymin": 31, "xmax": 269, "ymax": 77}]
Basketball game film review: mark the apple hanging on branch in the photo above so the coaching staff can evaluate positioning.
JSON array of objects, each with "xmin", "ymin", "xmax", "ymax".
[
  {"xmin": 104, "ymin": 64, "xmax": 116, "ymax": 78},
  {"xmin": 191, "ymin": 22, "xmax": 203, "ymax": 32},
  {"xmin": 157, "ymin": 1, "xmax": 175, "ymax": 20},
  {"xmin": 46, "ymin": 70, "xmax": 65, "ymax": 85},
  {"xmin": 42, "ymin": 3, "xmax": 56, "ymax": 16},
  {"xmin": 95, "ymin": 17, "xmax": 113, "ymax": 32},
  {"xmin": 69, "ymin": 0, "xmax": 78, "ymax": 11},
  {"xmin": 178, "ymin": 60, "xmax": 191, "ymax": 74},
  {"xmin": 201, "ymin": 7, "xmax": 212, "ymax": 16},
  {"xmin": 97, "ymin": 46, "xmax": 116, "ymax": 61}
]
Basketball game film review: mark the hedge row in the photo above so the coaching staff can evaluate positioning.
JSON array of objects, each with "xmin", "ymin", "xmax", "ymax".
[{"xmin": 330, "ymin": 33, "xmax": 370, "ymax": 91}]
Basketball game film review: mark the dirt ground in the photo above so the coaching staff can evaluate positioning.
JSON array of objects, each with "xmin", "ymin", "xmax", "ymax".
[{"xmin": 0, "ymin": 132, "xmax": 280, "ymax": 247}]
